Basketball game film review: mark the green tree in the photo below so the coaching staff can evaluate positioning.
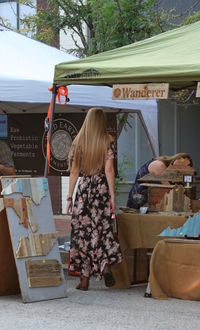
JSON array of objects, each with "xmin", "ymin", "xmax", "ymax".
[
  {"xmin": 184, "ymin": 10, "xmax": 200, "ymax": 24},
  {"xmin": 2, "ymin": 0, "xmax": 200, "ymax": 56},
  {"xmin": 17, "ymin": 0, "xmax": 166, "ymax": 56}
]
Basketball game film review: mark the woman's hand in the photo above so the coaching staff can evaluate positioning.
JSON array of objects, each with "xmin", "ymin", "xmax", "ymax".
[
  {"xmin": 66, "ymin": 200, "xmax": 73, "ymax": 215},
  {"xmin": 110, "ymin": 196, "xmax": 116, "ymax": 213}
]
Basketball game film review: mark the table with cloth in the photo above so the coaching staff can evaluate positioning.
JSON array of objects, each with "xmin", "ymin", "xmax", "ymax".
[
  {"xmin": 111, "ymin": 213, "xmax": 189, "ymax": 289},
  {"xmin": 149, "ymin": 239, "xmax": 200, "ymax": 301}
]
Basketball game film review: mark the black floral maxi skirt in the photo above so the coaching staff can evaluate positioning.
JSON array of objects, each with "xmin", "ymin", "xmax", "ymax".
[{"xmin": 70, "ymin": 173, "xmax": 122, "ymax": 280}]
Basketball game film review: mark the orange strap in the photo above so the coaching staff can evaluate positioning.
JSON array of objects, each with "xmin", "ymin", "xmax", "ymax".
[
  {"xmin": 57, "ymin": 86, "xmax": 69, "ymax": 105},
  {"xmin": 46, "ymin": 85, "xmax": 69, "ymax": 173}
]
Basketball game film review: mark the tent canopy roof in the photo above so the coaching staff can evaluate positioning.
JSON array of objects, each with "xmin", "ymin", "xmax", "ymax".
[
  {"xmin": 0, "ymin": 26, "xmax": 158, "ymax": 156},
  {"xmin": 54, "ymin": 21, "xmax": 200, "ymax": 89},
  {"xmin": 0, "ymin": 25, "xmax": 77, "ymax": 103}
]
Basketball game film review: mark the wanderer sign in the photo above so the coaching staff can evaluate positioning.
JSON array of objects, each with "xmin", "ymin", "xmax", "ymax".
[
  {"xmin": 112, "ymin": 83, "xmax": 169, "ymax": 100},
  {"xmin": 196, "ymin": 82, "xmax": 200, "ymax": 97}
]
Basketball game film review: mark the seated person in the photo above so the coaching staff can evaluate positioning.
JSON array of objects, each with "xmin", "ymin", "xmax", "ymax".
[
  {"xmin": 0, "ymin": 140, "xmax": 15, "ymax": 176},
  {"xmin": 126, "ymin": 153, "xmax": 193, "ymax": 209}
]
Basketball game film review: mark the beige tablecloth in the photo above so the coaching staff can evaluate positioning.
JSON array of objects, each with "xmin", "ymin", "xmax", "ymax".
[
  {"xmin": 150, "ymin": 239, "xmax": 200, "ymax": 300},
  {"xmin": 111, "ymin": 213, "xmax": 188, "ymax": 289},
  {"xmin": 117, "ymin": 213, "xmax": 188, "ymax": 250}
]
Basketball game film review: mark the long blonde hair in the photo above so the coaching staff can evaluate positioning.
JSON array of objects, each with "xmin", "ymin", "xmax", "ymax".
[
  {"xmin": 68, "ymin": 107, "xmax": 110, "ymax": 175},
  {"xmin": 156, "ymin": 153, "xmax": 193, "ymax": 167}
]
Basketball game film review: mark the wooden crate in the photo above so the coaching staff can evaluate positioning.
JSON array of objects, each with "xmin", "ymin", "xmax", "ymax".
[{"xmin": 148, "ymin": 187, "xmax": 171, "ymax": 206}]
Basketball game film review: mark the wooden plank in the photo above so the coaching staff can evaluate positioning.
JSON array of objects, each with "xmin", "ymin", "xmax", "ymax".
[
  {"xmin": 26, "ymin": 198, "xmax": 39, "ymax": 232},
  {"xmin": 26, "ymin": 259, "xmax": 61, "ymax": 276},
  {"xmin": 156, "ymin": 185, "xmax": 191, "ymax": 212},
  {"xmin": 4, "ymin": 198, "xmax": 28, "ymax": 229},
  {"xmin": 140, "ymin": 183, "xmax": 175, "ymax": 188},
  {"xmin": 138, "ymin": 164, "xmax": 195, "ymax": 183},
  {"xmin": 2, "ymin": 197, "xmax": 39, "ymax": 232},
  {"xmin": 138, "ymin": 173, "xmax": 184, "ymax": 183},
  {"xmin": 28, "ymin": 276, "xmax": 63, "ymax": 288},
  {"xmin": 16, "ymin": 232, "xmax": 58, "ymax": 258},
  {"xmin": 1, "ymin": 178, "xmax": 48, "ymax": 205},
  {"xmin": 26, "ymin": 259, "xmax": 63, "ymax": 288},
  {"xmin": 166, "ymin": 164, "xmax": 195, "ymax": 175},
  {"xmin": 173, "ymin": 185, "xmax": 186, "ymax": 211}
]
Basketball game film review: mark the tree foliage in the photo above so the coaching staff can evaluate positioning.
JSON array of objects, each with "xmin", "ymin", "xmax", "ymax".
[
  {"xmin": 3, "ymin": 0, "xmax": 200, "ymax": 57},
  {"xmin": 17, "ymin": 0, "xmax": 169, "ymax": 56}
]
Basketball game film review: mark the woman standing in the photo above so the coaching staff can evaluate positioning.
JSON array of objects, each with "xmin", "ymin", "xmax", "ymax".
[{"xmin": 67, "ymin": 107, "xmax": 122, "ymax": 291}]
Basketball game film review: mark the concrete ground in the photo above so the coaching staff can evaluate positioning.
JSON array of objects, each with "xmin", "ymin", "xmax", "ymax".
[{"xmin": 0, "ymin": 272, "xmax": 199, "ymax": 330}]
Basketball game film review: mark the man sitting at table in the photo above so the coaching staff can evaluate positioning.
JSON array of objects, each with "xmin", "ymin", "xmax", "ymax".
[{"xmin": 126, "ymin": 153, "xmax": 193, "ymax": 209}]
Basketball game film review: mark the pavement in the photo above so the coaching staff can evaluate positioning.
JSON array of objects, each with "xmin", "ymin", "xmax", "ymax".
[{"xmin": 0, "ymin": 272, "xmax": 200, "ymax": 330}]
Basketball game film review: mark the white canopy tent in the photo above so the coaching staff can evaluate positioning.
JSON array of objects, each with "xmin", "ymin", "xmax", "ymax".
[{"xmin": 0, "ymin": 25, "xmax": 158, "ymax": 156}]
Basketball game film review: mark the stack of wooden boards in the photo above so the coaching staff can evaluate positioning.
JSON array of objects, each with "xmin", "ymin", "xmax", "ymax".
[{"xmin": 138, "ymin": 163, "xmax": 200, "ymax": 213}]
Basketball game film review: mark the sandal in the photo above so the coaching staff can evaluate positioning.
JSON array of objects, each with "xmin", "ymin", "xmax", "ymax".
[
  {"xmin": 103, "ymin": 266, "xmax": 115, "ymax": 287},
  {"xmin": 76, "ymin": 276, "xmax": 89, "ymax": 291}
]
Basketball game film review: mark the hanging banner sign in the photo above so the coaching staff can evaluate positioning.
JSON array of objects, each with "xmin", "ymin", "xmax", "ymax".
[
  {"xmin": 112, "ymin": 83, "xmax": 169, "ymax": 100},
  {"xmin": 8, "ymin": 113, "xmax": 85, "ymax": 176},
  {"xmin": 8, "ymin": 113, "xmax": 117, "ymax": 176},
  {"xmin": 196, "ymin": 82, "xmax": 200, "ymax": 97}
]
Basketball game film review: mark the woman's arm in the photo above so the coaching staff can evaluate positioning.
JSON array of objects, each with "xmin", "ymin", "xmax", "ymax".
[
  {"xmin": 0, "ymin": 164, "xmax": 15, "ymax": 176},
  {"xmin": 105, "ymin": 151, "xmax": 115, "ymax": 212},
  {"xmin": 66, "ymin": 162, "xmax": 79, "ymax": 214}
]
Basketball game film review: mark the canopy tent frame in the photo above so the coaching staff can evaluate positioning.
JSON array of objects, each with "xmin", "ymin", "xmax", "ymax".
[
  {"xmin": 0, "ymin": 25, "xmax": 158, "ymax": 177},
  {"xmin": 54, "ymin": 21, "xmax": 200, "ymax": 90},
  {"xmin": 48, "ymin": 21, "xmax": 200, "ymax": 177},
  {"xmin": 44, "ymin": 83, "xmax": 157, "ymax": 177}
]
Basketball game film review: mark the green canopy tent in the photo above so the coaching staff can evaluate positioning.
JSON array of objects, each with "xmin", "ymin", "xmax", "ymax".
[
  {"xmin": 54, "ymin": 21, "xmax": 200, "ymax": 89},
  {"xmin": 45, "ymin": 21, "xmax": 200, "ymax": 176}
]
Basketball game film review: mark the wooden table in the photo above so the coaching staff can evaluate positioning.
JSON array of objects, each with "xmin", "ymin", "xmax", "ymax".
[{"xmin": 111, "ymin": 212, "xmax": 189, "ymax": 288}]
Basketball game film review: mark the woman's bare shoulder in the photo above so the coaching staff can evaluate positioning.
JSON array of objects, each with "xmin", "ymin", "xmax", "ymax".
[{"xmin": 148, "ymin": 159, "xmax": 167, "ymax": 175}]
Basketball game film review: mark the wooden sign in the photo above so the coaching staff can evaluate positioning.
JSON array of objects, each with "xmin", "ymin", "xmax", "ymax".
[
  {"xmin": 112, "ymin": 83, "xmax": 169, "ymax": 100},
  {"xmin": 196, "ymin": 82, "xmax": 200, "ymax": 97},
  {"xmin": 0, "ymin": 177, "xmax": 67, "ymax": 303},
  {"xmin": 26, "ymin": 259, "xmax": 63, "ymax": 288}
]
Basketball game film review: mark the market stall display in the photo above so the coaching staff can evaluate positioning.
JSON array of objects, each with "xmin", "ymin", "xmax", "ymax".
[{"xmin": 0, "ymin": 177, "xmax": 67, "ymax": 303}]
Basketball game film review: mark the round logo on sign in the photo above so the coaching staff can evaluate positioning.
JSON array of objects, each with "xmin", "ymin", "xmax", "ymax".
[
  {"xmin": 42, "ymin": 118, "xmax": 78, "ymax": 173},
  {"xmin": 113, "ymin": 88, "xmax": 121, "ymax": 98}
]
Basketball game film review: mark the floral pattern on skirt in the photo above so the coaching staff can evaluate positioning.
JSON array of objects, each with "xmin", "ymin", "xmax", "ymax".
[{"xmin": 70, "ymin": 173, "xmax": 122, "ymax": 280}]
